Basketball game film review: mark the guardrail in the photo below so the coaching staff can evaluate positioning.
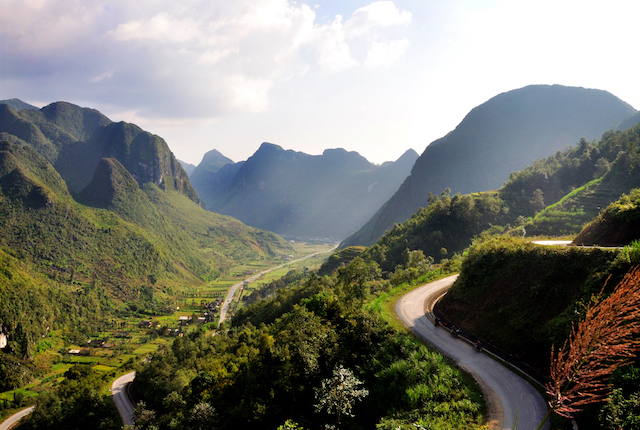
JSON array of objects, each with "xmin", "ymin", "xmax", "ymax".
[{"xmin": 431, "ymin": 305, "xmax": 550, "ymax": 388}]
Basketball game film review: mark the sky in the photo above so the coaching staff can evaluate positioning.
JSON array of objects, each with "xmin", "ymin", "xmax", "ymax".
[{"xmin": 1, "ymin": 0, "xmax": 639, "ymax": 166}]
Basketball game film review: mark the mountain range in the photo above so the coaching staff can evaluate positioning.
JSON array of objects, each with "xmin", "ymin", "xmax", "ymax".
[
  {"xmin": 342, "ymin": 84, "xmax": 638, "ymax": 247},
  {"xmin": 189, "ymin": 143, "xmax": 419, "ymax": 240}
]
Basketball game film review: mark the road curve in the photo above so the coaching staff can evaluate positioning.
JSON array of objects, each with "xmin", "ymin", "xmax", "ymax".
[
  {"xmin": 111, "ymin": 371, "xmax": 136, "ymax": 426},
  {"xmin": 395, "ymin": 275, "xmax": 549, "ymax": 430},
  {"xmin": 0, "ymin": 406, "xmax": 35, "ymax": 430},
  {"xmin": 218, "ymin": 246, "xmax": 337, "ymax": 325}
]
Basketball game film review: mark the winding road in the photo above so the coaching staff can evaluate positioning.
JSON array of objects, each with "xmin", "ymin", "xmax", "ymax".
[
  {"xmin": 218, "ymin": 246, "xmax": 337, "ymax": 325},
  {"xmin": 111, "ymin": 371, "xmax": 136, "ymax": 426},
  {"xmin": 0, "ymin": 406, "xmax": 35, "ymax": 430},
  {"xmin": 395, "ymin": 275, "xmax": 550, "ymax": 430}
]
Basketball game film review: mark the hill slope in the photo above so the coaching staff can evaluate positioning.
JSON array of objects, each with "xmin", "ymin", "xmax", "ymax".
[
  {"xmin": 0, "ymin": 102, "xmax": 201, "ymax": 204},
  {"xmin": 198, "ymin": 142, "xmax": 418, "ymax": 240},
  {"xmin": 342, "ymin": 85, "xmax": 637, "ymax": 247}
]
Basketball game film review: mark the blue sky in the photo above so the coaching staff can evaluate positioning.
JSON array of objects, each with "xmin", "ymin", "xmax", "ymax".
[{"xmin": 1, "ymin": 0, "xmax": 639, "ymax": 165}]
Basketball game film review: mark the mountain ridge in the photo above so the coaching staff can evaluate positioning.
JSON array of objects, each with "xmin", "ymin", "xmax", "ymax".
[
  {"xmin": 192, "ymin": 143, "xmax": 418, "ymax": 240},
  {"xmin": 342, "ymin": 84, "xmax": 638, "ymax": 247},
  {"xmin": 0, "ymin": 101, "xmax": 201, "ymax": 206}
]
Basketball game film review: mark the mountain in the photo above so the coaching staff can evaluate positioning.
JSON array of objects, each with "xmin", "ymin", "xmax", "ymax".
[
  {"xmin": 0, "ymin": 101, "xmax": 201, "ymax": 205},
  {"xmin": 196, "ymin": 142, "xmax": 418, "ymax": 240},
  {"xmin": 189, "ymin": 148, "xmax": 236, "ymax": 205},
  {"xmin": 342, "ymin": 85, "xmax": 637, "ymax": 247},
  {"xmin": 178, "ymin": 159, "xmax": 196, "ymax": 176},
  {"xmin": 0, "ymin": 98, "xmax": 39, "ymax": 111},
  {"xmin": 0, "ymin": 136, "xmax": 292, "ymax": 381},
  {"xmin": 191, "ymin": 149, "xmax": 234, "ymax": 178}
]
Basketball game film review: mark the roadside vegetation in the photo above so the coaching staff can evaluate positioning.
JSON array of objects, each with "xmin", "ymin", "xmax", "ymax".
[{"xmin": 131, "ymin": 253, "xmax": 484, "ymax": 430}]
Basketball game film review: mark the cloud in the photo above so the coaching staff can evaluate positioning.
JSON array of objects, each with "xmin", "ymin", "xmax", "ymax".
[
  {"xmin": 345, "ymin": 1, "xmax": 412, "ymax": 36},
  {"xmin": 365, "ymin": 39, "xmax": 409, "ymax": 68},
  {"xmin": 0, "ymin": 0, "xmax": 412, "ymax": 119}
]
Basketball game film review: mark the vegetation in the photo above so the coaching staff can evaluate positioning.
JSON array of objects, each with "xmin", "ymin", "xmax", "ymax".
[
  {"xmin": 436, "ymin": 236, "xmax": 623, "ymax": 369},
  {"xmin": 0, "ymin": 137, "xmax": 291, "ymax": 411},
  {"xmin": 20, "ymin": 365, "xmax": 121, "ymax": 430},
  {"xmin": 574, "ymin": 188, "xmax": 640, "ymax": 245},
  {"xmin": 131, "ymin": 257, "xmax": 486, "ymax": 430},
  {"xmin": 506, "ymin": 124, "xmax": 640, "ymax": 236},
  {"xmin": 362, "ymin": 190, "xmax": 508, "ymax": 273}
]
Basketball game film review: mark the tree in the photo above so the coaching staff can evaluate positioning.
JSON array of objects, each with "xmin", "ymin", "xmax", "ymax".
[
  {"xmin": 336, "ymin": 258, "xmax": 380, "ymax": 306},
  {"xmin": 531, "ymin": 188, "xmax": 545, "ymax": 211},
  {"xmin": 594, "ymin": 157, "xmax": 611, "ymax": 179},
  {"xmin": 189, "ymin": 402, "xmax": 216, "ymax": 430},
  {"xmin": 314, "ymin": 365, "xmax": 369, "ymax": 429}
]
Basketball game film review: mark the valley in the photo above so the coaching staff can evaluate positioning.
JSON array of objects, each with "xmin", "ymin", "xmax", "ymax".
[
  {"xmin": 0, "ymin": 241, "xmax": 333, "ymax": 426},
  {"xmin": 2, "ymin": 88, "xmax": 640, "ymax": 429}
]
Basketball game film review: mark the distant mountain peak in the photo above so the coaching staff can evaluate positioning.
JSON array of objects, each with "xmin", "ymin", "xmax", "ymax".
[
  {"xmin": 0, "ymin": 98, "xmax": 39, "ymax": 111},
  {"xmin": 192, "ymin": 142, "xmax": 417, "ymax": 240},
  {"xmin": 257, "ymin": 142, "xmax": 284, "ymax": 152}
]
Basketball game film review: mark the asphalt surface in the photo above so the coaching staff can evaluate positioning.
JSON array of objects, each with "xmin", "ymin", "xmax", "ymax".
[
  {"xmin": 0, "ymin": 406, "xmax": 35, "ymax": 430},
  {"xmin": 111, "ymin": 371, "xmax": 136, "ymax": 426},
  {"xmin": 395, "ymin": 275, "xmax": 550, "ymax": 430}
]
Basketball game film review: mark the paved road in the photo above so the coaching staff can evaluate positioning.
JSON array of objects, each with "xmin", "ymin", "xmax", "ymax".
[
  {"xmin": 0, "ymin": 406, "xmax": 35, "ymax": 430},
  {"xmin": 218, "ymin": 246, "xmax": 337, "ymax": 325},
  {"xmin": 111, "ymin": 371, "xmax": 136, "ymax": 426},
  {"xmin": 395, "ymin": 275, "xmax": 549, "ymax": 430}
]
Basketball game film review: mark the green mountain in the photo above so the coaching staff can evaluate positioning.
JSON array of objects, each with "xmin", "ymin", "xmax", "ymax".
[
  {"xmin": 0, "ymin": 98, "xmax": 39, "ymax": 111},
  {"xmin": 197, "ymin": 143, "xmax": 418, "ymax": 240},
  {"xmin": 342, "ymin": 85, "xmax": 637, "ymax": 248},
  {"xmin": 0, "ymin": 105, "xmax": 293, "ymax": 387},
  {"xmin": 0, "ymin": 101, "xmax": 201, "ymax": 204},
  {"xmin": 507, "ymin": 124, "xmax": 640, "ymax": 236},
  {"xmin": 359, "ymin": 122, "xmax": 640, "ymax": 274}
]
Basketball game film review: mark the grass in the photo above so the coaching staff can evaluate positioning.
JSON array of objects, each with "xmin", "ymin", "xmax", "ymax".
[{"xmin": 367, "ymin": 269, "xmax": 452, "ymax": 330}]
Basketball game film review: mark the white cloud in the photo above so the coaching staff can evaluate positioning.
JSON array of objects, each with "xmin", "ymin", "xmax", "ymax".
[
  {"xmin": 91, "ymin": 70, "xmax": 115, "ymax": 83},
  {"xmin": 365, "ymin": 38, "xmax": 409, "ymax": 68},
  {"xmin": 345, "ymin": 1, "xmax": 412, "ymax": 36},
  {"xmin": 111, "ymin": 12, "xmax": 201, "ymax": 44},
  {"xmin": 311, "ymin": 15, "xmax": 358, "ymax": 72}
]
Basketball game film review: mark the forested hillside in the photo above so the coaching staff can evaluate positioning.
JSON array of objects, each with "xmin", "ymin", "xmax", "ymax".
[
  {"xmin": 130, "ymin": 258, "xmax": 485, "ymax": 430},
  {"xmin": 358, "ymin": 123, "xmax": 640, "ymax": 274},
  {"xmin": 0, "ymin": 106, "xmax": 292, "ymax": 395},
  {"xmin": 342, "ymin": 85, "xmax": 637, "ymax": 248}
]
